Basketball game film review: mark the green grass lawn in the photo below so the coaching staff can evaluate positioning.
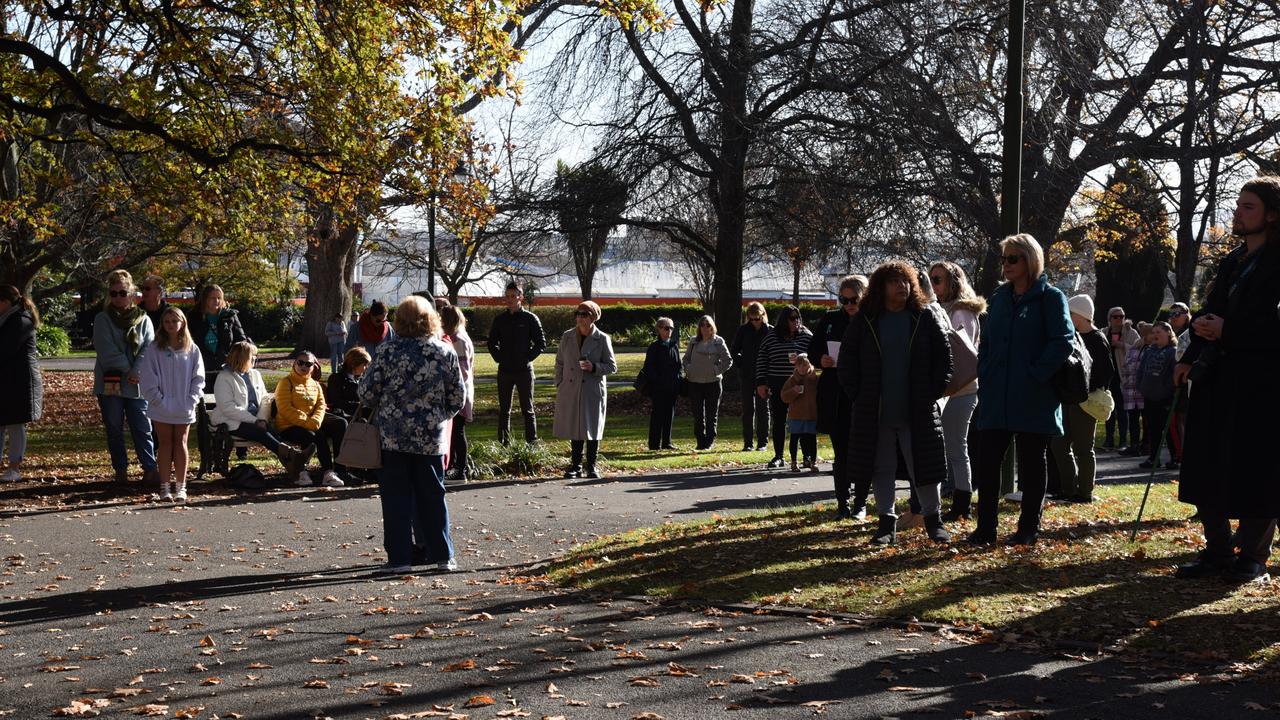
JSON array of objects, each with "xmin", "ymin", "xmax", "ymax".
[{"xmin": 545, "ymin": 482, "xmax": 1280, "ymax": 668}]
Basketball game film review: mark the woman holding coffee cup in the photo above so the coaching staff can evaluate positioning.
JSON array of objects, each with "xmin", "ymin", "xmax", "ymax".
[{"xmin": 553, "ymin": 301, "xmax": 617, "ymax": 479}]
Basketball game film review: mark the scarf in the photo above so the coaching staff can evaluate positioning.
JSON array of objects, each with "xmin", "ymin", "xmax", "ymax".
[
  {"xmin": 359, "ymin": 313, "xmax": 389, "ymax": 344},
  {"xmin": 106, "ymin": 304, "xmax": 147, "ymax": 356}
]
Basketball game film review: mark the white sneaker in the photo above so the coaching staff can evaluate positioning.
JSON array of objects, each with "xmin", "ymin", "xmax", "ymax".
[
  {"xmin": 158, "ymin": 485, "xmax": 172, "ymax": 502},
  {"xmin": 321, "ymin": 470, "xmax": 345, "ymax": 488},
  {"xmin": 295, "ymin": 470, "xmax": 313, "ymax": 487},
  {"xmin": 0, "ymin": 468, "xmax": 19, "ymax": 482},
  {"xmin": 437, "ymin": 558, "xmax": 458, "ymax": 572},
  {"xmin": 174, "ymin": 486, "xmax": 188, "ymax": 503},
  {"xmin": 1004, "ymin": 491, "xmax": 1023, "ymax": 502}
]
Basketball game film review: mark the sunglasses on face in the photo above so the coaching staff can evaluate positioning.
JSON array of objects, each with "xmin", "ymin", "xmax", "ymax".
[
  {"xmin": 838, "ymin": 296, "xmax": 859, "ymax": 306},
  {"xmin": 748, "ymin": 316, "xmax": 763, "ymax": 322},
  {"xmin": 296, "ymin": 360, "xmax": 315, "ymax": 368},
  {"xmin": 1002, "ymin": 254, "xmax": 1022, "ymax": 265},
  {"xmin": 929, "ymin": 275, "xmax": 945, "ymax": 285},
  {"xmin": 1170, "ymin": 310, "xmax": 1188, "ymax": 318},
  {"xmin": 109, "ymin": 289, "xmax": 131, "ymax": 298},
  {"xmin": 1110, "ymin": 314, "xmax": 1125, "ymax": 320}
]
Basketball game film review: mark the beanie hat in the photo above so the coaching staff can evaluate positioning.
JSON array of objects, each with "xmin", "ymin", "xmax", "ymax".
[{"xmin": 1068, "ymin": 294, "xmax": 1095, "ymax": 321}]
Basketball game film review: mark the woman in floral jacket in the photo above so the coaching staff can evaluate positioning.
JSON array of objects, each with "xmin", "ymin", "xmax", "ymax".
[{"xmin": 358, "ymin": 296, "xmax": 465, "ymax": 575}]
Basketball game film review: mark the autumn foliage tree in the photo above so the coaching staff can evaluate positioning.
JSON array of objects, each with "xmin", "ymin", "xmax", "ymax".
[{"xmin": 1087, "ymin": 161, "xmax": 1173, "ymax": 325}]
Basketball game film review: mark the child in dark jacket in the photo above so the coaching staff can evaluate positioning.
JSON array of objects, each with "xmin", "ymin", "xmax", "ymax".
[
  {"xmin": 1138, "ymin": 322, "xmax": 1178, "ymax": 469},
  {"xmin": 780, "ymin": 354, "xmax": 820, "ymax": 472}
]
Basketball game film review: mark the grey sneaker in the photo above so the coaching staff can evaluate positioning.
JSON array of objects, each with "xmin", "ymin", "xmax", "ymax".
[{"xmin": 437, "ymin": 558, "xmax": 459, "ymax": 572}]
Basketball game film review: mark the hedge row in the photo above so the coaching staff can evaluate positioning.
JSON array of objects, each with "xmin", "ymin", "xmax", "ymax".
[
  {"xmin": 72, "ymin": 302, "xmax": 304, "ymax": 348},
  {"xmin": 463, "ymin": 302, "xmax": 835, "ymax": 346}
]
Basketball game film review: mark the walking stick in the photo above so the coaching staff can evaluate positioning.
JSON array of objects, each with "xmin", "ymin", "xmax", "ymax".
[{"xmin": 1129, "ymin": 389, "xmax": 1182, "ymax": 543}]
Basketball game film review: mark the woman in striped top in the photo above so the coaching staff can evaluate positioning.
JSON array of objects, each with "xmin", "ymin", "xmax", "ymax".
[{"xmin": 755, "ymin": 305, "xmax": 813, "ymax": 468}]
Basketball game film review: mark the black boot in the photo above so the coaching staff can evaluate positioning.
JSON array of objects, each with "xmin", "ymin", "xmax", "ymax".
[
  {"xmin": 924, "ymin": 514, "xmax": 951, "ymax": 543},
  {"xmin": 942, "ymin": 490, "xmax": 972, "ymax": 522},
  {"xmin": 833, "ymin": 501, "xmax": 852, "ymax": 521},
  {"xmin": 869, "ymin": 515, "xmax": 896, "ymax": 546}
]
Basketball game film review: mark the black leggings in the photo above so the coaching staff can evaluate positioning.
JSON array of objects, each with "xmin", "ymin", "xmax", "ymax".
[
  {"xmin": 766, "ymin": 378, "xmax": 788, "ymax": 459},
  {"xmin": 789, "ymin": 433, "xmax": 816, "ymax": 463},
  {"xmin": 449, "ymin": 417, "xmax": 469, "ymax": 472},
  {"xmin": 974, "ymin": 429, "xmax": 1050, "ymax": 537}
]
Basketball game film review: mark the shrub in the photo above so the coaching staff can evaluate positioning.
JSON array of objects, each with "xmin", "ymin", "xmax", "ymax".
[
  {"xmin": 466, "ymin": 440, "xmax": 562, "ymax": 480},
  {"xmin": 235, "ymin": 303, "xmax": 304, "ymax": 346},
  {"xmin": 36, "ymin": 323, "xmax": 71, "ymax": 357}
]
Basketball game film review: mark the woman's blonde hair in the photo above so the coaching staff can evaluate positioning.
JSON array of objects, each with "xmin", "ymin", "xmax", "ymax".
[
  {"xmin": 393, "ymin": 295, "xmax": 441, "ymax": 338},
  {"xmin": 225, "ymin": 341, "xmax": 257, "ymax": 373},
  {"xmin": 105, "ymin": 269, "xmax": 135, "ymax": 293},
  {"xmin": 928, "ymin": 261, "xmax": 979, "ymax": 304},
  {"xmin": 745, "ymin": 301, "xmax": 767, "ymax": 323},
  {"xmin": 697, "ymin": 314, "xmax": 718, "ymax": 336},
  {"xmin": 154, "ymin": 306, "xmax": 193, "ymax": 352},
  {"xmin": 343, "ymin": 346, "xmax": 371, "ymax": 370},
  {"xmin": 999, "ymin": 233, "xmax": 1045, "ymax": 281}
]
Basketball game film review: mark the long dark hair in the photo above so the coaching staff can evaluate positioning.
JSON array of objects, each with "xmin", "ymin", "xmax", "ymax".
[
  {"xmin": 0, "ymin": 285, "xmax": 40, "ymax": 328},
  {"xmin": 774, "ymin": 304, "xmax": 803, "ymax": 340},
  {"xmin": 862, "ymin": 261, "xmax": 928, "ymax": 316},
  {"xmin": 1240, "ymin": 176, "xmax": 1280, "ymax": 245}
]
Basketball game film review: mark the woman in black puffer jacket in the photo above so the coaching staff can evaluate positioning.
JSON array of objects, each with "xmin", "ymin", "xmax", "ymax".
[
  {"xmin": 838, "ymin": 261, "xmax": 953, "ymax": 546},
  {"xmin": 643, "ymin": 317, "xmax": 683, "ymax": 450}
]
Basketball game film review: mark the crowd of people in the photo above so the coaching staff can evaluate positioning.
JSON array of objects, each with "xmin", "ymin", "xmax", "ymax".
[{"xmin": 1, "ymin": 178, "xmax": 1277, "ymax": 579}]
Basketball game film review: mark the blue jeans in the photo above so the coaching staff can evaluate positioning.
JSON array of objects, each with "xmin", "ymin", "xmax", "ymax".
[
  {"xmin": 377, "ymin": 450, "xmax": 453, "ymax": 567},
  {"xmin": 329, "ymin": 341, "xmax": 345, "ymax": 374},
  {"xmin": 97, "ymin": 395, "xmax": 157, "ymax": 473}
]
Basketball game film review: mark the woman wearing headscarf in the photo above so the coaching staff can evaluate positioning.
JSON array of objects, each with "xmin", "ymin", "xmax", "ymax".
[{"xmin": 553, "ymin": 301, "xmax": 618, "ymax": 479}]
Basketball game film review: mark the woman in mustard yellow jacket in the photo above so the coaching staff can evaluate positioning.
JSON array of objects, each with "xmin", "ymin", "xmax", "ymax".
[{"xmin": 275, "ymin": 351, "xmax": 347, "ymax": 488}]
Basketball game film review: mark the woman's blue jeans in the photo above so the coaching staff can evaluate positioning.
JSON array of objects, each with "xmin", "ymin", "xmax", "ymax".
[
  {"xmin": 377, "ymin": 450, "xmax": 453, "ymax": 567},
  {"xmin": 97, "ymin": 395, "xmax": 157, "ymax": 473}
]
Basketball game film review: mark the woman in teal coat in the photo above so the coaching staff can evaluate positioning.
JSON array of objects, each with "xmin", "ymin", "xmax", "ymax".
[{"xmin": 969, "ymin": 234, "xmax": 1074, "ymax": 546}]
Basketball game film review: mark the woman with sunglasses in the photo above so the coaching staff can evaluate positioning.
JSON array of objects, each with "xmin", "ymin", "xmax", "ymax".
[
  {"xmin": 968, "ymin": 234, "xmax": 1074, "ymax": 546},
  {"xmin": 274, "ymin": 351, "xmax": 347, "ymax": 487},
  {"xmin": 93, "ymin": 269, "xmax": 160, "ymax": 489},
  {"xmin": 682, "ymin": 315, "xmax": 733, "ymax": 451},
  {"xmin": 811, "ymin": 275, "xmax": 868, "ymax": 519},
  {"xmin": 755, "ymin": 305, "xmax": 813, "ymax": 469},
  {"xmin": 927, "ymin": 262, "xmax": 986, "ymax": 520},
  {"xmin": 643, "ymin": 317, "xmax": 683, "ymax": 450},
  {"xmin": 553, "ymin": 301, "xmax": 617, "ymax": 478}
]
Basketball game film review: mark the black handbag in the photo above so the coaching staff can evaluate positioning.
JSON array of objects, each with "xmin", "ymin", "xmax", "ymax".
[{"xmin": 1052, "ymin": 331, "xmax": 1092, "ymax": 405}]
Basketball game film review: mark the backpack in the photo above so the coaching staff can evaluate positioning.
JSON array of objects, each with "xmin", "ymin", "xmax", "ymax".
[
  {"xmin": 226, "ymin": 463, "xmax": 268, "ymax": 490},
  {"xmin": 1052, "ymin": 331, "xmax": 1092, "ymax": 405}
]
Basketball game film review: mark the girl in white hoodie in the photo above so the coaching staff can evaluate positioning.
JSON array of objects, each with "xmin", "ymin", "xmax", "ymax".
[{"xmin": 140, "ymin": 307, "xmax": 205, "ymax": 502}]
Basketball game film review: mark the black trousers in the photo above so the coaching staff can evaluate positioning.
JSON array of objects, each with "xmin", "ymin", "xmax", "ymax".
[
  {"xmin": 789, "ymin": 433, "xmax": 817, "ymax": 462},
  {"xmin": 766, "ymin": 378, "xmax": 788, "ymax": 459},
  {"xmin": 740, "ymin": 383, "xmax": 769, "ymax": 448},
  {"xmin": 1199, "ymin": 511, "xmax": 1277, "ymax": 565},
  {"xmin": 648, "ymin": 391, "xmax": 677, "ymax": 449},
  {"xmin": 570, "ymin": 439, "xmax": 599, "ymax": 468},
  {"xmin": 1104, "ymin": 374, "xmax": 1127, "ymax": 445},
  {"xmin": 688, "ymin": 380, "xmax": 722, "ymax": 448},
  {"xmin": 829, "ymin": 416, "xmax": 853, "ymax": 504},
  {"xmin": 281, "ymin": 415, "xmax": 347, "ymax": 471},
  {"xmin": 449, "ymin": 416, "xmax": 469, "ymax": 472},
  {"xmin": 497, "ymin": 365, "xmax": 537, "ymax": 444},
  {"xmin": 1143, "ymin": 400, "xmax": 1175, "ymax": 463},
  {"xmin": 975, "ymin": 429, "xmax": 1050, "ymax": 537}
]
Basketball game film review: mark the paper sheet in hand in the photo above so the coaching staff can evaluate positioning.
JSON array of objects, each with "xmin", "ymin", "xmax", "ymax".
[{"xmin": 826, "ymin": 341, "xmax": 841, "ymax": 366}]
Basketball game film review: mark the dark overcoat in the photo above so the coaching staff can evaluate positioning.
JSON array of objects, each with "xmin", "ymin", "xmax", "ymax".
[
  {"xmin": 836, "ymin": 306, "xmax": 952, "ymax": 488},
  {"xmin": 811, "ymin": 308, "xmax": 853, "ymax": 435},
  {"xmin": 186, "ymin": 307, "xmax": 248, "ymax": 373},
  {"xmin": 0, "ymin": 309, "xmax": 43, "ymax": 426},
  {"xmin": 1178, "ymin": 242, "xmax": 1280, "ymax": 517}
]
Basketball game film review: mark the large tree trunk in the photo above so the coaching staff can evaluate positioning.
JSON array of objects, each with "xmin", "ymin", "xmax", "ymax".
[
  {"xmin": 710, "ymin": 0, "xmax": 753, "ymax": 332},
  {"xmin": 299, "ymin": 211, "xmax": 358, "ymax": 357}
]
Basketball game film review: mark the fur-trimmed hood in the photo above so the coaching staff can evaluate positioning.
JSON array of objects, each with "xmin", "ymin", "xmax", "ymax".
[{"xmin": 945, "ymin": 296, "xmax": 987, "ymax": 316}]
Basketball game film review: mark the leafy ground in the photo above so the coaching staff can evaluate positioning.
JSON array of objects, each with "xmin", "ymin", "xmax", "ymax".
[
  {"xmin": 13, "ymin": 364, "xmax": 823, "ymax": 507},
  {"xmin": 546, "ymin": 483, "xmax": 1280, "ymax": 670}
]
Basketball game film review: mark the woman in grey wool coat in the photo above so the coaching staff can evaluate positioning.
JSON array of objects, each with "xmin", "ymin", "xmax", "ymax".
[{"xmin": 553, "ymin": 300, "xmax": 617, "ymax": 479}]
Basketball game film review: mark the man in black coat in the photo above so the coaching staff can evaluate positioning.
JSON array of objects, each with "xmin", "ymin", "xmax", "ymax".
[
  {"xmin": 1174, "ymin": 177, "xmax": 1280, "ymax": 584},
  {"xmin": 811, "ymin": 275, "xmax": 868, "ymax": 519},
  {"xmin": 139, "ymin": 275, "xmax": 171, "ymax": 331},
  {"xmin": 487, "ymin": 281, "xmax": 547, "ymax": 445},
  {"xmin": 730, "ymin": 302, "xmax": 772, "ymax": 452},
  {"xmin": 837, "ymin": 262, "xmax": 952, "ymax": 546}
]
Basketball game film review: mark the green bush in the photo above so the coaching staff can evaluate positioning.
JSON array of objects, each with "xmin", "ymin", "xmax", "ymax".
[
  {"xmin": 466, "ymin": 440, "xmax": 563, "ymax": 479},
  {"xmin": 235, "ymin": 303, "xmax": 304, "ymax": 346},
  {"xmin": 36, "ymin": 323, "xmax": 71, "ymax": 357}
]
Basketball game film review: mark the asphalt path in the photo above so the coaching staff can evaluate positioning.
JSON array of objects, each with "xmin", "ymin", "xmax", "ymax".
[{"xmin": 0, "ymin": 455, "xmax": 1269, "ymax": 719}]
